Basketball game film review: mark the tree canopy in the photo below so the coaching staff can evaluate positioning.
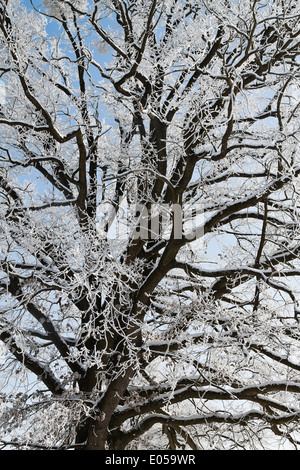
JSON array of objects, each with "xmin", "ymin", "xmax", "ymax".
[{"xmin": 0, "ymin": 0, "xmax": 300, "ymax": 450}]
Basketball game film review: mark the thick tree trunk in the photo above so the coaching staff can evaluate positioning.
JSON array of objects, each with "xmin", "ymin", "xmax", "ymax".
[
  {"xmin": 75, "ymin": 370, "xmax": 132, "ymax": 450},
  {"xmin": 83, "ymin": 368, "xmax": 133, "ymax": 450},
  {"xmin": 75, "ymin": 316, "xmax": 140, "ymax": 450}
]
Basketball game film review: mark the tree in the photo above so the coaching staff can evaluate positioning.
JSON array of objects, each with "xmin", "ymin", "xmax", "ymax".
[{"xmin": 0, "ymin": 0, "xmax": 299, "ymax": 450}]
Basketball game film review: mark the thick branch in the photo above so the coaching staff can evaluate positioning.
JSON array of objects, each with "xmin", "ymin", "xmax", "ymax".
[{"xmin": 0, "ymin": 327, "xmax": 65, "ymax": 395}]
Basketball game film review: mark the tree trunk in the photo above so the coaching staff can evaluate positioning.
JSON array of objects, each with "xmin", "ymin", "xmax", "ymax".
[{"xmin": 83, "ymin": 367, "xmax": 133, "ymax": 450}]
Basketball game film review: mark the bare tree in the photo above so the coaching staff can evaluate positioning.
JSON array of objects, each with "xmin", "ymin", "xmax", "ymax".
[{"xmin": 0, "ymin": 0, "xmax": 300, "ymax": 450}]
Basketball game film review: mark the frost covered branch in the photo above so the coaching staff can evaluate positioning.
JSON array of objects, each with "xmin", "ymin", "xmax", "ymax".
[{"xmin": 0, "ymin": 0, "xmax": 299, "ymax": 451}]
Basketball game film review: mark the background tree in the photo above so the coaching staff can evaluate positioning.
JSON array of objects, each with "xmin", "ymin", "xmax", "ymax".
[{"xmin": 0, "ymin": 0, "xmax": 299, "ymax": 450}]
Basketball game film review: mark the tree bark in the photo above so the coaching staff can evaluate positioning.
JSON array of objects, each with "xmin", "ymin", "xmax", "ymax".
[{"xmin": 83, "ymin": 368, "xmax": 133, "ymax": 450}]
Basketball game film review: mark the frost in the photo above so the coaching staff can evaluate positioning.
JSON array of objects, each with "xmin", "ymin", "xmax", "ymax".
[
  {"xmin": 42, "ymin": 0, "xmax": 88, "ymax": 19},
  {"xmin": 0, "ymin": 0, "xmax": 299, "ymax": 452}
]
